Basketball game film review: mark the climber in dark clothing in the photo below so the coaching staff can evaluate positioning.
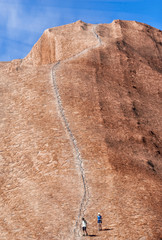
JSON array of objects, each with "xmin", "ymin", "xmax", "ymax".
[{"xmin": 97, "ymin": 213, "xmax": 102, "ymax": 231}]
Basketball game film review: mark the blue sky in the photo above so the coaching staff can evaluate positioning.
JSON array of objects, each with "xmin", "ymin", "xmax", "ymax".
[{"xmin": 0, "ymin": 0, "xmax": 161, "ymax": 61}]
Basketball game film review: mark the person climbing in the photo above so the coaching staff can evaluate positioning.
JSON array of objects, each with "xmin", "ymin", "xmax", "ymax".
[
  {"xmin": 82, "ymin": 217, "xmax": 88, "ymax": 236},
  {"xmin": 97, "ymin": 213, "xmax": 102, "ymax": 231}
]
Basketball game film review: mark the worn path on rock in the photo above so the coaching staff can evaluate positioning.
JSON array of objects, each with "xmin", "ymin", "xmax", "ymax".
[{"xmin": 51, "ymin": 24, "xmax": 102, "ymax": 238}]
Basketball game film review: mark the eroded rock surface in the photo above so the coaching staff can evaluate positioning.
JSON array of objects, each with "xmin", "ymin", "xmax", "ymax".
[{"xmin": 0, "ymin": 20, "xmax": 162, "ymax": 240}]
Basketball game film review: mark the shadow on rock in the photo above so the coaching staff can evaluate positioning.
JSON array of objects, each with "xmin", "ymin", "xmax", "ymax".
[{"xmin": 102, "ymin": 228, "xmax": 113, "ymax": 231}]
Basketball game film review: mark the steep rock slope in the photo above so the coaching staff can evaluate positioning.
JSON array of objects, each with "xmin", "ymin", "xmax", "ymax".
[{"xmin": 0, "ymin": 20, "xmax": 162, "ymax": 240}]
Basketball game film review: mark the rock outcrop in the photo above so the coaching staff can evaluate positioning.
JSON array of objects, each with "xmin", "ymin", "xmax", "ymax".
[{"xmin": 0, "ymin": 20, "xmax": 162, "ymax": 240}]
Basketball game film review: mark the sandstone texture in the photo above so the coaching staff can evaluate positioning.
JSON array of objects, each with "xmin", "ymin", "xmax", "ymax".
[{"xmin": 0, "ymin": 20, "xmax": 162, "ymax": 240}]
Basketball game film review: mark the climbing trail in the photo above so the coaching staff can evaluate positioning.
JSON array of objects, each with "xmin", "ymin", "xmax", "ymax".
[{"xmin": 51, "ymin": 24, "xmax": 102, "ymax": 238}]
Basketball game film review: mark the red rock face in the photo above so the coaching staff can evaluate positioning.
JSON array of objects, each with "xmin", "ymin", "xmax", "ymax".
[{"xmin": 0, "ymin": 20, "xmax": 162, "ymax": 240}]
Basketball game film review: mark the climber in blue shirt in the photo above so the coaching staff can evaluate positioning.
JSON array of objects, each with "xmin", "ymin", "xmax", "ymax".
[{"xmin": 97, "ymin": 213, "xmax": 102, "ymax": 231}]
